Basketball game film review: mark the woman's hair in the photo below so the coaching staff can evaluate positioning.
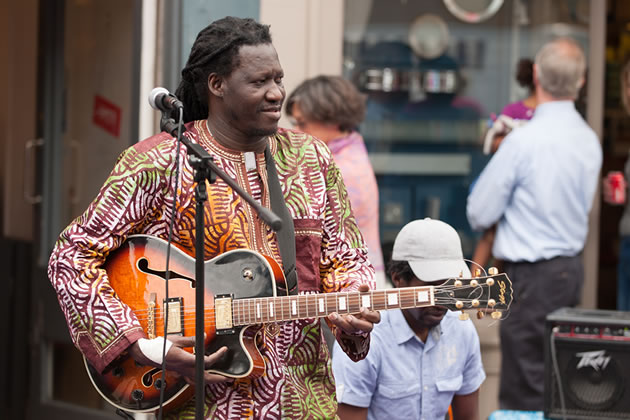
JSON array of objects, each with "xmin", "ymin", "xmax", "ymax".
[
  {"xmin": 285, "ymin": 75, "xmax": 367, "ymax": 132},
  {"xmin": 515, "ymin": 58, "xmax": 535, "ymax": 92},
  {"xmin": 174, "ymin": 17, "xmax": 272, "ymax": 122},
  {"xmin": 621, "ymin": 59, "xmax": 630, "ymax": 114}
]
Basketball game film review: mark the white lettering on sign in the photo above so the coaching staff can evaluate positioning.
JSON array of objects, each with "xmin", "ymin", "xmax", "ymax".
[{"xmin": 576, "ymin": 350, "xmax": 611, "ymax": 371}]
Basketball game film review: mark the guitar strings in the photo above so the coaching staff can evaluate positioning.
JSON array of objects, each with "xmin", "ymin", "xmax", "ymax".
[
  {"xmin": 129, "ymin": 283, "xmax": 503, "ymax": 325},
  {"xmin": 127, "ymin": 283, "xmax": 502, "ymax": 313},
  {"xmin": 128, "ymin": 283, "xmax": 498, "ymax": 317}
]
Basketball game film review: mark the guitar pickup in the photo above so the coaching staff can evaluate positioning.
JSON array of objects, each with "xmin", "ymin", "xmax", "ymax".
[
  {"xmin": 163, "ymin": 297, "xmax": 184, "ymax": 336},
  {"xmin": 215, "ymin": 294, "xmax": 235, "ymax": 335}
]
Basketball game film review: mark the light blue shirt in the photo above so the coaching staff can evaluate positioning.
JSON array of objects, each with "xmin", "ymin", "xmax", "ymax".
[
  {"xmin": 332, "ymin": 309, "xmax": 485, "ymax": 420},
  {"xmin": 467, "ymin": 101, "xmax": 602, "ymax": 262}
]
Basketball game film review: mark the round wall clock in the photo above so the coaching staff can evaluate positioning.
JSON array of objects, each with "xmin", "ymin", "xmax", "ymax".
[
  {"xmin": 408, "ymin": 14, "xmax": 450, "ymax": 59},
  {"xmin": 443, "ymin": 0, "xmax": 504, "ymax": 23}
]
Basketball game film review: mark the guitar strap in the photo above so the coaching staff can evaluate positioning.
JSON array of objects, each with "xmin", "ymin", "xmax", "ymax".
[{"xmin": 264, "ymin": 145, "xmax": 299, "ymax": 295}]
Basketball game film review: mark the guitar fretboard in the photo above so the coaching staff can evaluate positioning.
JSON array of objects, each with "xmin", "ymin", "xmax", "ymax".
[{"xmin": 231, "ymin": 287, "xmax": 435, "ymax": 326}]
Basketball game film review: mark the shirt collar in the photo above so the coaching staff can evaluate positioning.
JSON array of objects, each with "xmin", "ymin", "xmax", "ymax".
[
  {"xmin": 534, "ymin": 100, "xmax": 575, "ymax": 117},
  {"xmin": 388, "ymin": 309, "xmax": 443, "ymax": 346}
]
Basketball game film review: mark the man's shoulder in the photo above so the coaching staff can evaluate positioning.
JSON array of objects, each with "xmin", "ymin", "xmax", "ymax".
[
  {"xmin": 115, "ymin": 131, "xmax": 177, "ymax": 167},
  {"xmin": 441, "ymin": 311, "xmax": 480, "ymax": 341},
  {"xmin": 131, "ymin": 131, "xmax": 175, "ymax": 154},
  {"xmin": 274, "ymin": 127, "xmax": 331, "ymax": 158},
  {"xmin": 370, "ymin": 310, "xmax": 403, "ymax": 342},
  {"xmin": 129, "ymin": 121, "xmax": 197, "ymax": 156}
]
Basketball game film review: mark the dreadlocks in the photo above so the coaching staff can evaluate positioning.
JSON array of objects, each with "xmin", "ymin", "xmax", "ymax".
[{"xmin": 174, "ymin": 17, "xmax": 272, "ymax": 123}]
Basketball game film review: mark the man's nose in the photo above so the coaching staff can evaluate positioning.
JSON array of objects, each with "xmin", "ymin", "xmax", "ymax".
[{"xmin": 266, "ymin": 83, "xmax": 284, "ymax": 102}]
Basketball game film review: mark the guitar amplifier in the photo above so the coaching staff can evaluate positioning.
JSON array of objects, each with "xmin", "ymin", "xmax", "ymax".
[{"xmin": 544, "ymin": 307, "xmax": 630, "ymax": 420}]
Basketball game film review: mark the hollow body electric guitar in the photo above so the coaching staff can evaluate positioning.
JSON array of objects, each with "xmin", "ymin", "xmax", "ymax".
[{"xmin": 84, "ymin": 234, "xmax": 513, "ymax": 413}]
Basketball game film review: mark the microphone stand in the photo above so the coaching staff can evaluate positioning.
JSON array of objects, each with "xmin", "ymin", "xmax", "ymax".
[{"xmin": 160, "ymin": 115, "xmax": 282, "ymax": 420}]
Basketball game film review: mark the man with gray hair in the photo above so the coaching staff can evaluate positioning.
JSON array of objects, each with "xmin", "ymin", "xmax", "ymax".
[{"xmin": 467, "ymin": 37, "xmax": 602, "ymax": 410}]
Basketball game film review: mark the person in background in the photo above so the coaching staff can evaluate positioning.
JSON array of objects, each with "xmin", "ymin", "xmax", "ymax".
[
  {"xmin": 500, "ymin": 58, "xmax": 538, "ymax": 121},
  {"xmin": 286, "ymin": 75, "xmax": 387, "ymax": 290},
  {"xmin": 472, "ymin": 58, "xmax": 537, "ymax": 271},
  {"xmin": 47, "ymin": 17, "xmax": 380, "ymax": 419},
  {"xmin": 332, "ymin": 218, "xmax": 485, "ymax": 420},
  {"xmin": 467, "ymin": 37, "xmax": 602, "ymax": 411},
  {"xmin": 602, "ymin": 57, "xmax": 630, "ymax": 311}
]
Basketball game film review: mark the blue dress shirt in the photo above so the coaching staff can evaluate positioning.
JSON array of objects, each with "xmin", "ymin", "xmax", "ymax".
[
  {"xmin": 332, "ymin": 309, "xmax": 486, "ymax": 420},
  {"xmin": 467, "ymin": 101, "xmax": 602, "ymax": 262}
]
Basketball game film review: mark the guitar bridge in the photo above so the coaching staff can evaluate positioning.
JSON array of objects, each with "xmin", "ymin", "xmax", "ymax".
[{"xmin": 215, "ymin": 294, "xmax": 235, "ymax": 335}]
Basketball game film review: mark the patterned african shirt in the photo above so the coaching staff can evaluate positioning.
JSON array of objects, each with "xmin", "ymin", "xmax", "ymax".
[{"xmin": 47, "ymin": 120, "xmax": 375, "ymax": 419}]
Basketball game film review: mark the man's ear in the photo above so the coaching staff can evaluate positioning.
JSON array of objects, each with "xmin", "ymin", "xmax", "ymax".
[
  {"xmin": 390, "ymin": 273, "xmax": 404, "ymax": 288},
  {"xmin": 208, "ymin": 73, "xmax": 224, "ymax": 98},
  {"xmin": 576, "ymin": 75, "xmax": 585, "ymax": 91}
]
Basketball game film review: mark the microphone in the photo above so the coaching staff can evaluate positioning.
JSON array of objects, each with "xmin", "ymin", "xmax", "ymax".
[{"xmin": 148, "ymin": 87, "xmax": 183, "ymax": 112}]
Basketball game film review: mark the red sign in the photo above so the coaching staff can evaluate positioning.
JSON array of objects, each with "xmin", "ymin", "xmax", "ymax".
[{"xmin": 93, "ymin": 95, "xmax": 121, "ymax": 137}]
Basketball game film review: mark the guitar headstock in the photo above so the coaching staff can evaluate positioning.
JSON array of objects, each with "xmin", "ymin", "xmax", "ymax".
[{"xmin": 432, "ymin": 269, "xmax": 513, "ymax": 320}]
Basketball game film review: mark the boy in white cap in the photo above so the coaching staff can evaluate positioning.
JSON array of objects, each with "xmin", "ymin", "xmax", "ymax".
[{"xmin": 332, "ymin": 218, "xmax": 485, "ymax": 420}]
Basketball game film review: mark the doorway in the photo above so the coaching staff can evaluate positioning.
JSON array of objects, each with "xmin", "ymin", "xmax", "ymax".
[{"xmin": 0, "ymin": 0, "xmax": 141, "ymax": 418}]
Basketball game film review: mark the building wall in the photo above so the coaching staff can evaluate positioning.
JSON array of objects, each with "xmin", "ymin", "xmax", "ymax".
[{"xmin": 260, "ymin": 0, "xmax": 344, "ymax": 129}]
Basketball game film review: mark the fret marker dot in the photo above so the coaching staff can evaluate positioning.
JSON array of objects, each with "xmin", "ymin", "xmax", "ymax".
[
  {"xmin": 417, "ymin": 290, "xmax": 429, "ymax": 302},
  {"xmin": 387, "ymin": 293, "xmax": 398, "ymax": 305},
  {"xmin": 361, "ymin": 295, "xmax": 371, "ymax": 308},
  {"xmin": 339, "ymin": 296, "xmax": 347, "ymax": 311}
]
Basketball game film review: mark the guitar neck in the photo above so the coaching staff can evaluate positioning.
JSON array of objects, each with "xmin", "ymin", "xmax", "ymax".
[{"xmin": 230, "ymin": 287, "xmax": 435, "ymax": 326}]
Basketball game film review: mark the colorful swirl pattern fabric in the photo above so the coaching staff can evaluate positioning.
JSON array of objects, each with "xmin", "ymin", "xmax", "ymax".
[{"xmin": 47, "ymin": 120, "xmax": 375, "ymax": 419}]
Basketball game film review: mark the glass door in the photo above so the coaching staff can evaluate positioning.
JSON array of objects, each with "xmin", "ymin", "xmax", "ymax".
[{"xmin": 31, "ymin": 0, "xmax": 141, "ymax": 418}]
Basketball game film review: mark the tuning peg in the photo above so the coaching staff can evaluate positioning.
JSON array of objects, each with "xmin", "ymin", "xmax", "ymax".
[
  {"xmin": 477, "ymin": 310, "xmax": 485, "ymax": 319},
  {"xmin": 474, "ymin": 268, "xmax": 482, "ymax": 277},
  {"xmin": 491, "ymin": 311, "xmax": 502, "ymax": 319},
  {"xmin": 486, "ymin": 278, "xmax": 495, "ymax": 286},
  {"xmin": 472, "ymin": 299, "xmax": 480, "ymax": 307},
  {"xmin": 459, "ymin": 270, "xmax": 464, "ymax": 277},
  {"xmin": 470, "ymin": 279, "xmax": 479, "ymax": 287},
  {"xmin": 454, "ymin": 279, "xmax": 463, "ymax": 287},
  {"xmin": 459, "ymin": 311, "xmax": 470, "ymax": 321},
  {"xmin": 488, "ymin": 267, "xmax": 498, "ymax": 276},
  {"xmin": 488, "ymin": 299, "xmax": 496, "ymax": 307},
  {"xmin": 455, "ymin": 301, "xmax": 464, "ymax": 309}
]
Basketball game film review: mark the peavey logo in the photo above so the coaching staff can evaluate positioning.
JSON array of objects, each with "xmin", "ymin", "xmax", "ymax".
[{"xmin": 576, "ymin": 350, "xmax": 611, "ymax": 371}]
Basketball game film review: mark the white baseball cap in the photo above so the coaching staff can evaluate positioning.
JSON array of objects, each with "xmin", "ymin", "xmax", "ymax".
[{"xmin": 391, "ymin": 218, "xmax": 471, "ymax": 282}]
